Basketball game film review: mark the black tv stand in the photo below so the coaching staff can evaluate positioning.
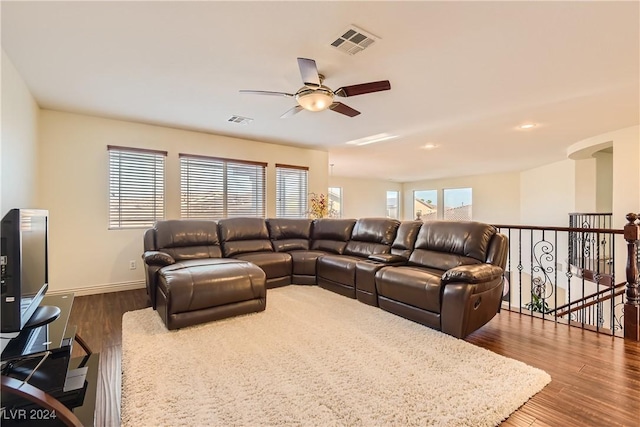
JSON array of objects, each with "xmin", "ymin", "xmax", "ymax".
[
  {"xmin": 24, "ymin": 305, "xmax": 61, "ymax": 330},
  {"xmin": 1, "ymin": 294, "xmax": 98, "ymax": 426}
]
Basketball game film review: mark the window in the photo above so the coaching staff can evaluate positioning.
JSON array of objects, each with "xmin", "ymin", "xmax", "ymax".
[
  {"xmin": 180, "ymin": 154, "xmax": 266, "ymax": 219},
  {"xmin": 386, "ymin": 191, "xmax": 399, "ymax": 219},
  {"xmin": 328, "ymin": 187, "xmax": 342, "ymax": 218},
  {"xmin": 108, "ymin": 146, "xmax": 166, "ymax": 229},
  {"xmin": 276, "ymin": 164, "xmax": 308, "ymax": 218},
  {"xmin": 443, "ymin": 188, "xmax": 472, "ymax": 221},
  {"xmin": 413, "ymin": 190, "xmax": 437, "ymax": 221}
]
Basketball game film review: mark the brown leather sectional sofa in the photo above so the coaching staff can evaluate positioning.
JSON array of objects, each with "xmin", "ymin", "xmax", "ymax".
[{"xmin": 142, "ymin": 217, "xmax": 508, "ymax": 338}]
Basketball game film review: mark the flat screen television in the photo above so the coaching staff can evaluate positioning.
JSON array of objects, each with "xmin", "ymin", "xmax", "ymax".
[{"xmin": 1, "ymin": 209, "xmax": 50, "ymax": 334}]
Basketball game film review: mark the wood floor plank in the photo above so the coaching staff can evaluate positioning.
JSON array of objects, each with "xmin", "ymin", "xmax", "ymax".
[
  {"xmin": 69, "ymin": 288, "xmax": 640, "ymax": 426},
  {"xmin": 97, "ymin": 346, "xmax": 122, "ymax": 427}
]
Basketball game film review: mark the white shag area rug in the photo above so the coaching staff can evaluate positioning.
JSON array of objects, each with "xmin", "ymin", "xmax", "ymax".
[{"xmin": 121, "ymin": 285, "xmax": 550, "ymax": 427}]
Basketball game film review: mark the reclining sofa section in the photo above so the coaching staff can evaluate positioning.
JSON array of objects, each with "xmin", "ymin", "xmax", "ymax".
[{"xmin": 142, "ymin": 217, "xmax": 508, "ymax": 338}]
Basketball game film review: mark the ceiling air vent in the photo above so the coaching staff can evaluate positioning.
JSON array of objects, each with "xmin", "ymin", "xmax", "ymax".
[
  {"xmin": 227, "ymin": 115, "xmax": 253, "ymax": 125},
  {"xmin": 330, "ymin": 25, "xmax": 380, "ymax": 56}
]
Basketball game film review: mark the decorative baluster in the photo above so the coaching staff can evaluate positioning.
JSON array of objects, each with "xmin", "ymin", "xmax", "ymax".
[{"xmin": 623, "ymin": 213, "xmax": 640, "ymax": 341}]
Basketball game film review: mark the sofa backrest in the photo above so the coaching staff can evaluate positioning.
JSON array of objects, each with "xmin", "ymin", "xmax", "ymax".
[
  {"xmin": 310, "ymin": 218, "xmax": 356, "ymax": 254},
  {"xmin": 218, "ymin": 218, "xmax": 273, "ymax": 257},
  {"xmin": 390, "ymin": 221, "xmax": 422, "ymax": 258},
  {"xmin": 485, "ymin": 233, "xmax": 509, "ymax": 269},
  {"xmin": 344, "ymin": 218, "xmax": 400, "ymax": 258},
  {"xmin": 408, "ymin": 220, "xmax": 497, "ymax": 271},
  {"xmin": 151, "ymin": 220, "xmax": 221, "ymax": 261},
  {"xmin": 266, "ymin": 218, "xmax": 312, "ymax": 252}
]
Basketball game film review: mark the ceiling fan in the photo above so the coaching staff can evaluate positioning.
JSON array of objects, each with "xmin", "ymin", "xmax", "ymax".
[{"xmin": 239, "ymin": 58, "xmax": 391, "ymax": 118}]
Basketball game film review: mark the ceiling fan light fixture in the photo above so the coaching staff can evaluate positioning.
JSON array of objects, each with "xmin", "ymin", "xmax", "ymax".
[{"xmin": 296, "ymin": 88, "xmax": 334, "ymax": 112}]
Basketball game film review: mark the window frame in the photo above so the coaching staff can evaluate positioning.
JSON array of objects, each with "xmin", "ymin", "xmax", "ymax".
[
  {"xmin": 180, "ymin": 153, "xmax": 267, "ymax": 219},
  {"xmin": 443, "ymin": 187, "xmax": 473, "ymax": 221},
  {"xmin": 413, "ymin": 189, "xmax": 438, "ymax": 221},
  {"xmin": 386, "ymin": 190, "xmax": 400, "ymax": 219},
  {"xmin": 275, "ymin": 164, "xmax": 309, "ymax": 219},
  {"xmin": 328, "ymin": 187, "xmax": 342, "ymax": 218},
  {"xmin": 108, "ymin": 145, "xmax": 167, "ymax": 230}
]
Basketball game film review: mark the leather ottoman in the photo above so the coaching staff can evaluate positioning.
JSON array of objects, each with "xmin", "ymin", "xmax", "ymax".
[{"xmin": 156, "ymin": 258, "xmax": 266, "ymax": 330}]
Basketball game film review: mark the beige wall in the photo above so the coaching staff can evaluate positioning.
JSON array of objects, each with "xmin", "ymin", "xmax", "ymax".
[
  {"xmin": 572, "ymin": 152, "xmax": 613, "ymax": 214},
  {"xmin": 573, "ymin": 158, "xmax": 597, "ymax": 212},
  {"xmin": 568, "ymin": 125, "xmax": 639, "ymax": 228},
  {"xmin": 1, "ymin": 50, "xmax": 40, "ymax": 216},
  {"xmin": 520, "ymin": 159, "xmax": 575, "ymax": 226},
  {"xmin": 402, "ymin": 172, "xmax": 521, "ymax": 224},
  {"xmin": 605, "ymin": 126, "xmax": 639, "ymax": 280},
  {"xmin": 595, "ymin": 151, "xmax": 613, "ymax": 213},
  {"xmin": 615, "ymin": 126, "xmax": 640, "ymax": 226},
  {"xmin": 328, "ymin": 176, "xmax": 402, "ymax": 219},
  {"xmin": 38, "ymin": 110, "xmax": 328, "ymax": 293}
]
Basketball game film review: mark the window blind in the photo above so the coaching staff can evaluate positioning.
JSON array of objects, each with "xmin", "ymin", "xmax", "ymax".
[
  {"xmin": 276, "ymin": 164, "xmax": 308, "ymax": 218},
  {"xmin": 108, "ymin": 146, "xmax": 166, "ymax": 229},
  {"xmin": 180, "ymin": 154, "xmax": 266, "ymax": 219}
]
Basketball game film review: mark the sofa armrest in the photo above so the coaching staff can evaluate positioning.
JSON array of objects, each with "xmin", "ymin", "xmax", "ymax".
[
  {"xmin": 441, "ymin": 264, "xmax": 504, "ymax": 285},
  {"xmin": 368, "ymin": 254, "xmax": 408, "ymax": 265},
  {"xmin": 142, "ymin": 250, "xmax": 176, "ymax": 267}
]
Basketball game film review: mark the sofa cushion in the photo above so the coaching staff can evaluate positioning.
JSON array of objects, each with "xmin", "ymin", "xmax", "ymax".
[
  {"xmin": 218, "ymin": 217, "xmax": 270, "ymax": 241},
  {"xmin": 289, "ymin": 250, "xmax": 327, "ymax": 276},
  {"xmin": 409, "ymin": 249, "xmax": 482, "ymax": 271},
  {"xmin": 375, "ymin": 266, "xmax": 445, "ymax": 313},
  {"xmin": 390, "ymin": 221, "xmax": 422, "ymax": 258},
  {"xmin": 154, "ymin": 220, "xmax": 222, "ymax": 260},
  {"xmin": 267, "ymin": 218, "xmax": 312, "ymax": 252},
  {"xmin": 232, "ymin": 252, "xmax": 292, "ymax": 279},
  {"xmin": 344, "ymin": 241, "xmax": 391, "ymax": 258},
  {"xmin": 218, "ymin": 218, "xmax": 273, "ymax": 257},
  {"xmin": 317, "ymin": 254, "xmax": 362, "ymax": 287},
  {"xmin": 311, "ymin": 240, "xmax": 347, "ymax": 254},
  {"xmin": 222, "ymin": 240, "xmax": 274, "ymax": 257},
  {"xmin": 310, "ymin": 219, "xmax": 356, "ymax": 254},
  {"xmin": 408, "ymin": 221, "xmax": 496, "ymax": 270},
  {"xmin": 350, "ymin": 218, "xmax": 399, "ymax": 245},
  {"xmin": 160, "ymin": 258, "xmax": 242, "ymax": 271},
  {"xmin": 343, "ymin": 218, "xmax": 399, "ymax": 258},
  {"xmin": 267, "ymin": 217, "xmax": 311, "ymax": 252},
  {"xmin": 272, "ymin": 239, "xmax": 310, "ymax": 252}
]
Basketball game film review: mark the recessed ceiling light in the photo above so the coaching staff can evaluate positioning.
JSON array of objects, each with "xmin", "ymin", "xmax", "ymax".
[
  {"xmin": 345, "ymin": 133, "xmax": 397, "ymax": 146},
  {"xmin": 421, "ymin": 143, "xmax": 439, "ymax": 150},
  {"xmin": 519, "ymin": 123, "xmax": 537, "ymax": 129}
]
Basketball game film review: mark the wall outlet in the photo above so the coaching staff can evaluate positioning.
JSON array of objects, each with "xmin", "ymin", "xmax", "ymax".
[{"xmin": 129, "ymin": 260, "xmax": 136, "ymax": 270}]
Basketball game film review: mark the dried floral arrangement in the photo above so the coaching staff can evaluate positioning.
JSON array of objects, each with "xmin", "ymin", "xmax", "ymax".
[{"xmin": 307, "ymin": 192, "xmax": 338, "ymax": 219}]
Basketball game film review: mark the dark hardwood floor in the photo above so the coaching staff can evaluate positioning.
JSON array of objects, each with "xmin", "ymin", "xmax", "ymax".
[
  {"xmin": 69, "ymin": 288, "xmax": 640, "ymax": 427},
  {"xmin": 68, "ymin": 289, "xmax": 149, "ymax": 427}
]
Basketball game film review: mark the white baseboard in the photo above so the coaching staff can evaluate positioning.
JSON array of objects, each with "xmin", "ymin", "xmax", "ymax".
[{"xmin": 47, "ymin": 280, "xmax": 146, "ymax": 297}]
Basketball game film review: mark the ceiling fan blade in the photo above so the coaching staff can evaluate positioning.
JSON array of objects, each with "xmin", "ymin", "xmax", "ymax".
[
  {"xmin": 280, "ymin": 105, "xmax": 304, "ymax": 118},
  {"xmin": 239, "ymin": 90, "xmax": 294, "ymax": 97},
  {"xmin": 297, "ymin": 58, "xmax": 321, "ymax": 87},
  {"xmin": 329, "ymin": 102, "xmax": 361, "ymax": 117},
  {"xmin": 334, "ymin": 80, "xmax": 391, "ymax": 97}
]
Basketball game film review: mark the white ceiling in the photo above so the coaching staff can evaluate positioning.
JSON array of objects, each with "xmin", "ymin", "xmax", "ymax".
[{"xmin": 2, "ymin": 1, "xmax": 638, "ymax": 182}]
